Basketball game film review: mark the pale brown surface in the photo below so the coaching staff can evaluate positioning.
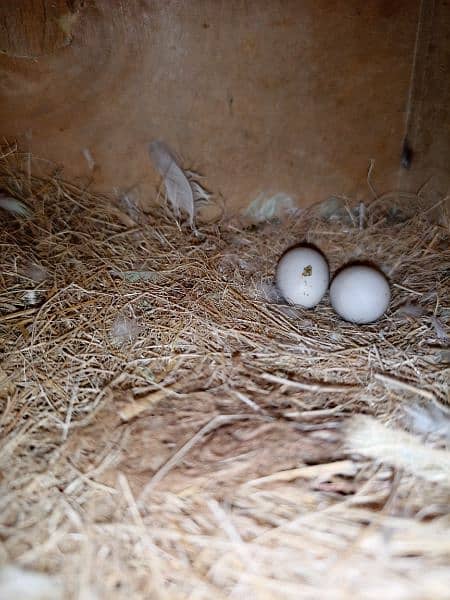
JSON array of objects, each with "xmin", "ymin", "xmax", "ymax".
[{"xmin": 0, "ymin": 0, "xmax": 448, "ymax": 213}]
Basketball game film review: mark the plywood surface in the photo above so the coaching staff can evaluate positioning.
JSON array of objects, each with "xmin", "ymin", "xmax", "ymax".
[{"xmin": 1, "ymin": 0, "xmax": 447, "ymax": 213}]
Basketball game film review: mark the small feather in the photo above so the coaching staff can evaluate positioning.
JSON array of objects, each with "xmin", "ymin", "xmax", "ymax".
[
  {"xmin": 23, "ymin": 290, "xmax": 44, "ymax": 306},
  {"xmin": 346, "ymin": 415, "xmax": 450, "ymax": 484},
  {"xmin": 110, "ymin": 269, "xmax": 161, "ymax": 283},
  {"xmin": 190, "ymin": 180, "xmax": 211, "ymax": 205},
  {"xmin": 118, "ymin": 191, "xmax": 142, "ymax": 224},
  {"xmin": 0, "ymin": 565, "xmax": 62, "ymax": 600},
  {"xmin": 404, "ymin": 404, "xmax": 450, "ymax": 440},
  {"xmin": 148, "ymin": 141, "xmax": 195, "ymax": 227},
  {"xmin": 254, "ymin": 281, "xmax": 283, "ymax": 303},
  {"xmin": 318, "ymin": 196, "xmax": 347, "ymax": 221},
  {"xmin": 430, "ymin": 316, "xmax": 449, "ymax": 342},
  {"xmin": 437, "ymin": 349, "xmax": 450, "ymax": 363},
  {"xmin": 358, "ymin": 201, "xmax": 366, "ymax": 229},
  {"xmin": 184, "ymin": 170, "xmax": 211, "ymax": 205},
  {"xmin": 0, "ymin": 194, "xmax": 32, "ymax": 218},
  {"xmin": 82, "ymin": 147, "xmax": 95, "ymax": 171},
  {"xmin": 396, "ymin": 302, "xmax": 425, "ymax": 318},
  {"xmin": 219, "ymin": 254, "xmax": 252, "ymax": 273},
  {"xmin": 245, "ymin": 192, "xmax": 295, "ymax": 223},
  {"xmin": 22, "ymin": 263, "xmax": 48, "ymax": 283},
  {"xmin": 110, "ymin": 315, "xmax": 140, "ymax": 345}
]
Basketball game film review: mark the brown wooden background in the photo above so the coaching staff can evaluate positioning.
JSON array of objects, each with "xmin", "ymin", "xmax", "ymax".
[{"xmin": 0, "ymin": 0, "xmax": 449, "ymax": 213}]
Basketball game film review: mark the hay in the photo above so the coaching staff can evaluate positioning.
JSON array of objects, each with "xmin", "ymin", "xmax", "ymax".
[{"xmin": 0, "ymin": 147, "xmax": 449, "ymax": 599}]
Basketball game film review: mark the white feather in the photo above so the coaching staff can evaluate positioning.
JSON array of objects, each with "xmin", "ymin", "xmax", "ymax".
[
  {"xmin": 110, "ymin": 315, "xmax": 139, "ymax": 345},
  {"xmin": 404, "ymin": 404, "xmax": 450, "ymax": 440},
  {"xmin": 346, "ymin": 415, "xmax": 450, "ymax": 484},
  {"xmin": 254, "ymin": 281, "xmax": 283, "ymax": 303},
  {"xmin": 149, "ymin": 141, "xmax": 212, "ymax": 228},
  {"xmin": 82, "ymin": 147, "xmax": 95, "ymax": 171},
  {"xmin": 245, "ymin": 192, "xmax": 296, "ymax": 223},
  {"xmin": 430, "ymin": 316, "xmax": 449, "ymax": 342},
  {"xmin": 22, "ymin": 263, "xmax": 48, "ymax": 283},
  {"xmin": 119, "ymin": 191, "xmax": 141, "ymax": 224},
  {"xmin": 23, "ymin": 290, "xmax": 43, "ymax": 306},
  {"xmin": 396, "ymin": 302, "xmax": 425, "ymax": 318},
  {"xmin": 0, "ymin": 566, "xmax": 62, "ymax": 600},
  {"xmin": 218, "ymin": 254, "xmax": 252, "ymax": 273},
  {"xmin": 0, "ymin": 194, "xmax": 32, "ymax": 218}
]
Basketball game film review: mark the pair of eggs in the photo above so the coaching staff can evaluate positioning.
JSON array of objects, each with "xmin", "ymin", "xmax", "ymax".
[{"xmin": 275, "ymin": 246, "xmax": 390, "ymax": 323}]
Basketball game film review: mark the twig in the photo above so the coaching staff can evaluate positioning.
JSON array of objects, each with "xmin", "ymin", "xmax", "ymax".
[
  {"xmin": 0, "ymin": 307, "xmax": 39, "ymax": 322},
  {"xmin": 374, "ymin": 372, "xmax": 437, "ymax": 403},
  {"xmin": 261, "ymin": 372, "xmax": 359, "ymax": 393},
  {"xmin": 244, "ymin": 460, "xmax": 357, "ymax": 487}
]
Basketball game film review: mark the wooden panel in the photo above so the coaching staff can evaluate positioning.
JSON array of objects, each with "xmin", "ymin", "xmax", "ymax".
[
  {"xmin": 1, "ymin": 0, "xmax": 446, "ymax": 213},
  {"xmin": 0, "ymin": 0, "xmax": 83, "ymax": 58},
  {"xmin": 401, "ymin": 0, "xmax": 450, "ymax": 197}
]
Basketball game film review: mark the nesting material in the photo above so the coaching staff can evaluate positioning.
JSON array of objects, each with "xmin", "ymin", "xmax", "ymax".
[{"xmin": 0, "ymin": 147, "xmax": 449, "ymax": 599}]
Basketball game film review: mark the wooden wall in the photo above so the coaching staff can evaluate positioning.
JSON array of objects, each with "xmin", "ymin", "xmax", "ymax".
[{"xmin": 0, "ymin": 0, "xmax": 449, "ymax": 213}]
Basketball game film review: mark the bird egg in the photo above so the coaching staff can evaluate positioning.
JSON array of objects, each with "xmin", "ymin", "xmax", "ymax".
[
  {"xmin": 330, "ymin": 265, "xmax": 390, "ymax": 323},
  {"xmin": 276, "ymin": 246, "xmax": 329, "ymax": 308}
]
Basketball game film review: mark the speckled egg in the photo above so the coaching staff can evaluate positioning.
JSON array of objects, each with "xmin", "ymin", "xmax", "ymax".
[{"xmin": 276, "ymin": 246, "xmax": 329, "ymax": 308}]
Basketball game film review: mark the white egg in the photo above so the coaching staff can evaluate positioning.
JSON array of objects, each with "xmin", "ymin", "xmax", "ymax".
[
  {"xmin": 276, "ymin": 246, "xmax": 329, "ymax": 308},
  {"xmin": 330, "ymin": 265, "xmax": 390, "ymax": 323}
]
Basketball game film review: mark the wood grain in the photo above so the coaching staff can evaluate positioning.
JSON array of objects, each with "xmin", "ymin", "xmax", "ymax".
[
  {"xmin": 0, "ymin": 0, "xmax": 83, "ymax": 58},
  {"xmin": 1, "ymin": 0, "xmax": 447, "ymax": 213}
]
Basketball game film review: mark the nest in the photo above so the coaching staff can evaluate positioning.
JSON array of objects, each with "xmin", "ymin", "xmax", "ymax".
[{"xmin": 0, "ymin": 147, "xmax": 449, "ymax": 599}]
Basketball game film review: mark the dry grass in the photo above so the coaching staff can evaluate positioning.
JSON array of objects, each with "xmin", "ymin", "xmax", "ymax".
[{"xmin": 0, "ymin": 146, "xmax": 449, "ymax": 599}]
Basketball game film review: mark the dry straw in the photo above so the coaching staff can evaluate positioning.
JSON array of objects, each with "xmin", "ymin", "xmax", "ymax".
[{"xmin": 0, "ymin": 146, "xmax": 449, "ymax": 599}]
